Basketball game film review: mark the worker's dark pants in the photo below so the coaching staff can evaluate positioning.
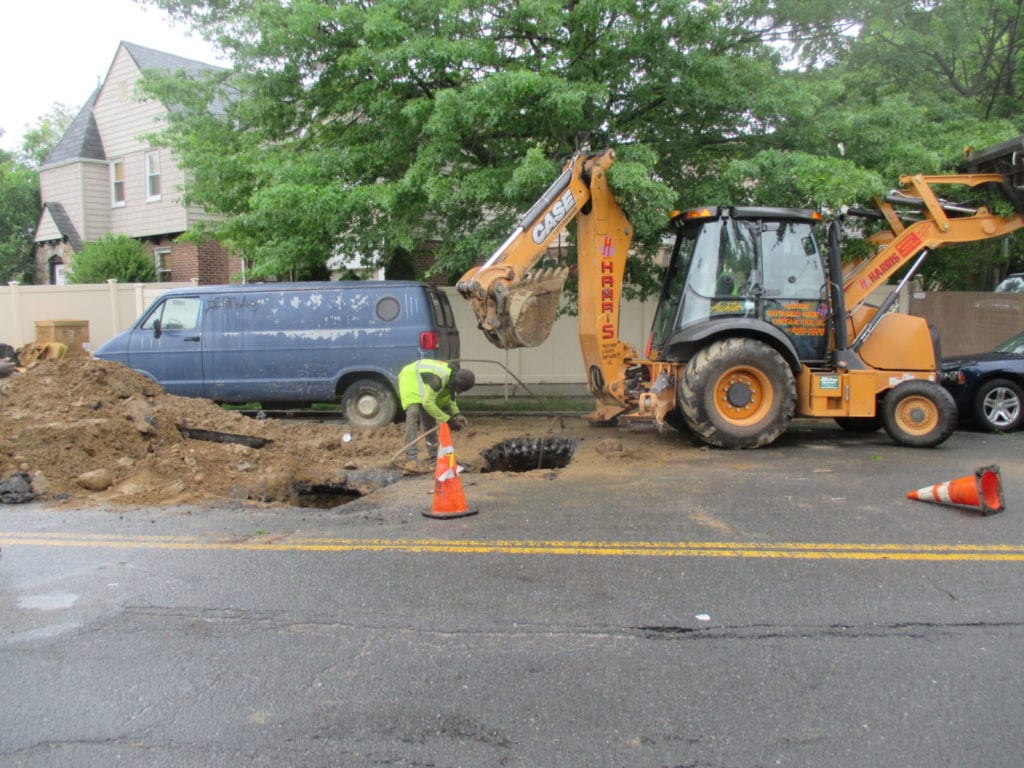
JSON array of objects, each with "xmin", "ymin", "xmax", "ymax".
[{"xmin": 403, "ymin": 404, "xmax": 438, "ymax": 462}]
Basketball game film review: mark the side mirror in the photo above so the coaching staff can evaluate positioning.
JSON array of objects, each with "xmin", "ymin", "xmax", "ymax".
[{"xmin": 153, "ymin": 318, "xmax": 163, "ymax": 339}]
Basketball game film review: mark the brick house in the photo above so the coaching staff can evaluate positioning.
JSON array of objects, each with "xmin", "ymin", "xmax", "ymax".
[{"xmin": 33, "ymin": 41, "xmax": 242, "ymax": 285}]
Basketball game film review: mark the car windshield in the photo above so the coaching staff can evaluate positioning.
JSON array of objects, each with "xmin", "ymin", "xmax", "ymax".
[{"xmin": 994, "ymin": 331, "xmax": 1024, "ymax": 354}]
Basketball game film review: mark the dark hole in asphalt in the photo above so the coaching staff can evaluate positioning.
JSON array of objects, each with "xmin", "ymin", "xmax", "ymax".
[
  {"xmin": 480, "ymin": 437, "xmax": 578, "ymax": 473},
  {"xmin": 292, "ymin": 480, "xmax": 363, "ymax": 508}
]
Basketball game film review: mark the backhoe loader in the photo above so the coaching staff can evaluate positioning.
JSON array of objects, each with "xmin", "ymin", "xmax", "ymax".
[{"xmin": 456, "ymin": 143, "xmax": 1024, "ymax": 448}]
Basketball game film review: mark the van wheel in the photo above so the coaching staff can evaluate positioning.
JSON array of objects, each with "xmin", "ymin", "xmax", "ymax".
[
  {"xmin": 679, "ymin": 338, "xmax": 795, "ymax": 449},
  {"xmin": 881, "ymin": 380, "xmax": 957, "ymax": 447},
  {"xmin": 341, "ymin": 378, "xmax": 398, "ymax": 428}
]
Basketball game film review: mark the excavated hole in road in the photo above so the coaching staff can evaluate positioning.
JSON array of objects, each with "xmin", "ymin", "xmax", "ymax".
[
  {"xmin": 480, "ymin": 437, "xmax": 578, "ymax": 473},
  {"xmin": 293, "ymin": 484, "xmax": 364, "ymax": 508}
]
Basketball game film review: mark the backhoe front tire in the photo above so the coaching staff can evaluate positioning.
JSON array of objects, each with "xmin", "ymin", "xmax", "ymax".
[
  {"xmin": 679, "ymin": 338, "xmax": 796, "ymax": 449},
  {"xmin": 881, "ymin": 380, "xmax": 957, "ymax": 448}
]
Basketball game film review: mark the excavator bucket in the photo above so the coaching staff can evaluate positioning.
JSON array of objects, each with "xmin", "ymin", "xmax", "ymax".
[
  {"xmin": 488, "ymin": 267, "xmax": 570, "ymax": 348},
  {"xmin": 959, "ymin": 135, "xmax": 1024, "ymax": 213}
]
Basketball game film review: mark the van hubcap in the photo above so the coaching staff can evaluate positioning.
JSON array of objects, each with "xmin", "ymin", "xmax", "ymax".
[{"xmin": 354, "ymin": 394, "xmax": 380, "ymax": 418}]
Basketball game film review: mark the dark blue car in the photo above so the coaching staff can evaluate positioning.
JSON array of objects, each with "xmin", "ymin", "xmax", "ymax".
[{"xmin": 940, "ymin": 331, "xmax": 1024, "ymax": 432}]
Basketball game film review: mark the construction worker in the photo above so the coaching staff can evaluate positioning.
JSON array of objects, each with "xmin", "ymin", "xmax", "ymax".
[{"xmin": 396, "ymin": 360, "xmax": 475, "ymax": 473}]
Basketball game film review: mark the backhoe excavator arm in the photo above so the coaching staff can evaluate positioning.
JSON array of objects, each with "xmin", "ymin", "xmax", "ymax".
[
  {"xmin": 456, "ymin": 148, "xmax": 638, "ymax": 419},
  {"xmin": 457, "ymin": 149, "xmax": 616, "ymax": 348}
]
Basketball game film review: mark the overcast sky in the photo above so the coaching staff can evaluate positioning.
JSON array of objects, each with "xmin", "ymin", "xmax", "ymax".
[{"xmin": 1, "ymin": 0, "xmax": 228, "ymax": 151}]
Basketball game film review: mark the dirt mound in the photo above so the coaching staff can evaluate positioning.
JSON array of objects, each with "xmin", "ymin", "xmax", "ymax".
[{"xmin": 0, "ymin": 357, "xmax": 661, "ymax": 508}]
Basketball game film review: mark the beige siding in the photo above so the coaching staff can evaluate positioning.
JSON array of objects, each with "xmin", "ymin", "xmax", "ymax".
[
  {"xmin": 81, "ymin": 162, "xmax": 111, "ymax": 240},
  {"xmin": 37, "ymin": 161, "xmax": 112, "ymax": 243},
  {"xmin": 35, "ymin": 208, "xmax": 63, "ymax": 242},
  {"xmin": 93, "ymin": 46, "xmax": 188, "ymax": 238},
  {"xmin": 37, "ymin": 164, "xmax": 84, "ymax": 238}
]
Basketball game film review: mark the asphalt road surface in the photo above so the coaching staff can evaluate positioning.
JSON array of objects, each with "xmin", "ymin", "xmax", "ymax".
[{"xmin": 3, "ymin": 421, "xmax": 1023, "ymax": 767}]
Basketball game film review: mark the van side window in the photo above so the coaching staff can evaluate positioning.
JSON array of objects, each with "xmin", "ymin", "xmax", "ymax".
[
  {"xmin": 375, "ymin": 296, "xmax": 401, "ymax": 322},
  {"xmin": 142, "ymin": 297, "xmax": 201, "ymax": 331}
]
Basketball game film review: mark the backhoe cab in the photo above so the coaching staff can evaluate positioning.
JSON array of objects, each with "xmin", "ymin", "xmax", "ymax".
[{"xmin": 457, "ymin": 142, "xmax": 1024, "ymax": 449}]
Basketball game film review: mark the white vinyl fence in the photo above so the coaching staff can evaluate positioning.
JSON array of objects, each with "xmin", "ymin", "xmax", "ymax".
[
  {"xmin": 1, "ymin": 280, "xmax": 922, "ymax": 395},
  {"xmin": 0, "ymin": 280, "xmax": 656, "ymax": 392}
]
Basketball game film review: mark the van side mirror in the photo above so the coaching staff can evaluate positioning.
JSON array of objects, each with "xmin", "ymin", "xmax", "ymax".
[{"xmin": 153, "ymin": 318, "xmax": 163, "ymax": 339}]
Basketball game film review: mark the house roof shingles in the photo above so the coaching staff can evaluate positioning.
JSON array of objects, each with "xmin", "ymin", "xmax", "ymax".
[{"xmin": 41, "ymin": 88, "xmax": 104, "ymax": 167}]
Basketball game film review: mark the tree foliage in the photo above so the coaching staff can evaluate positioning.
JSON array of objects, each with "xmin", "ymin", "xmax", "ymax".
[
  {"xmin": 19, "ymin": 103, "xmax": 77, "ymax": 168},
  {"xmin": 141, "ymin": 0, "xmax": 1024, "ymax": 290},
  {"xmin": 67, "ymin": 234, "xmax": 157, "ymax": 284},
  {"xmin": 0, "ymin": 143, "xmax": 39, "ymax": 284}
]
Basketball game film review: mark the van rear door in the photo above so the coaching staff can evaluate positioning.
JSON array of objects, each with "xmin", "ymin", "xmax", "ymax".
[
  {"xmin": 126, "ymin": 295, "xmax": 205, "ymax": 396},
  {"xmin": 428, "ymin": 288, "xmax": 461, "ymax": 363}
]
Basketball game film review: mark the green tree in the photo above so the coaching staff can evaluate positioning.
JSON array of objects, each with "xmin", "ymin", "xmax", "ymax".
[
  {"xmin": 19, "ymin": 103, "xmax": 76, "ymax": 168},
  {"xmin": 141, "ymin": 0, "xmax": 1024, "ymax": 291},
  {"xmin": 67, "ymin": 234, "xmax": 157, "ymax": 284},
  {"xmin": 0, "ymin": 141, "xmax": 39, "ymax": 284},
  {"xmin": 140, "ymin": 0, "xmax": 866, "ymax": 291}
]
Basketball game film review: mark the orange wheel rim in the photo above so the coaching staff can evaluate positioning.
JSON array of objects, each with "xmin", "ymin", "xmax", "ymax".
[
  {"xmin": 712, "ymin": 365, "xmax": 774, "ymax": 426},
  {"xmin": 894, "ymin": 395, "xmax": 938, "ymax": 436}
]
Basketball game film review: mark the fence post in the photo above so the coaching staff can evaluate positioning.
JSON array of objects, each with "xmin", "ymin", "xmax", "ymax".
[
  {"xmin": 7, "ymin": 281, "xmax": 24, "ymax": 347},
  {"xmin": 107, "ymin": 279, "xmax": 120, "ymax": 334},
  {"xmin": 133, "ymin": 283, "xmax": 145, "ymax": 320}
]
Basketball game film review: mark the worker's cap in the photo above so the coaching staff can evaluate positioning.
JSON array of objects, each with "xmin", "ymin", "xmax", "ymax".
[{"xmin": 451, "ymin": 368, "xmax": 475, "ymax": 393}]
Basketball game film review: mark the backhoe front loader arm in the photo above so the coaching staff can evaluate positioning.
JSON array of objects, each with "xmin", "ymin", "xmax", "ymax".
[{"xmin": 843, "ymin": 173, "xmax": 1024, "ymax": 312}]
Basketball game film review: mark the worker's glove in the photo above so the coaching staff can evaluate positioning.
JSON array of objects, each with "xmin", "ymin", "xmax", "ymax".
[
  {"xmin": 448, "ymin": 415, "xmax": 466, "ymax": 432},
  {"xmin": 453, "ymin": 414, "xmax": 469, "ymax": 430}
]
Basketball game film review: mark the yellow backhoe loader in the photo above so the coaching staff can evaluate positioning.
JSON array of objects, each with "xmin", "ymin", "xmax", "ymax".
[{"xmin": 456, "ymin": 142, "xmax": 1024, "ymax": 448}]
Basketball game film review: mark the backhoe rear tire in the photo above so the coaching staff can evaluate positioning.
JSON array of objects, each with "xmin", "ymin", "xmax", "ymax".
[
  {"xmin": 679, "ymin": 338, "xmax": 796, "ymax": 449},
  {"xmin": 881, "ymin": 380, "xmax": 957, "ymax": 448}
]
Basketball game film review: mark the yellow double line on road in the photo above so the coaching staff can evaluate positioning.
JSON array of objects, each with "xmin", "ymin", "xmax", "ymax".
[{"xmin": 3, "ymin": 531, "xmax": 1024, "ymax": 562}]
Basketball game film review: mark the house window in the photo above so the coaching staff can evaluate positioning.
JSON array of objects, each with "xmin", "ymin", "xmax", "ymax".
[
  {"xmin": 154, "ymin": 248, "xmax": 172, "ymax": 282},
  {"xmin": 146, "ymin": 150, "xmax": 162, "ymax": 201},
  {"xmin": 110, "ymin": 159, "xmax": 126, "ymax": 207}
]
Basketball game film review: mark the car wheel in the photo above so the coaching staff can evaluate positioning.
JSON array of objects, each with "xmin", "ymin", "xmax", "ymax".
[
  {"xmin": 341, "ymin": 378, "xmax": 398, "ymax": 428},
  {"xmin": 881, "ymin": 380, "xmax": 957, "ymax": 447},
  {"xmin": 971, "ymin": 378, "xmax": 1024, "ymax": 432}
]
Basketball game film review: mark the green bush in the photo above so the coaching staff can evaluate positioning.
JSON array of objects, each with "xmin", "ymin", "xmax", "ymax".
[{"xmin": 68, "ymin": 234, "xmax": 157, "ymax": 284}]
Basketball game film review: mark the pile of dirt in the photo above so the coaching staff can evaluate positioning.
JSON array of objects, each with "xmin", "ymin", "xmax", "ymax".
[{"xmin": 0, "ymin": 357, "xmax": 675, "ymax": 508}]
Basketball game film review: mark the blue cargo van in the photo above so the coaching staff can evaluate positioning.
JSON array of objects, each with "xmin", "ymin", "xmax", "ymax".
[{"xmin": 94, "ymin": 281, "xmax": 460, "ymax": 427}]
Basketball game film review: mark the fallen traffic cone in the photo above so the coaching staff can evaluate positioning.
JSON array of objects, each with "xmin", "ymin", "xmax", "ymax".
[
  {"xmin": 423, "ymin": 422, "xmax": 478, "ymax": 519},
  {"xmin": 907, "ymin": 465, "xmax": 1005, "ymax": 515}
]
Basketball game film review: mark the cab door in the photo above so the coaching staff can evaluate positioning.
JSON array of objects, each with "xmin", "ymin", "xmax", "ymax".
[
  {"xmin": 127, "ymin": 295, "xmax": 205, "ymax": 395},
  {"xmin": 757, "ymin": 220, "xmax": 829, "ymax": 363}
]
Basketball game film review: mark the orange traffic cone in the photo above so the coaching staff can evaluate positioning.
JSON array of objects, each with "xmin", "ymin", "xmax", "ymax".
[
  {"xmin": 423, "ymin": 422, "xmax": 478, "ymax": 519},
  {"xmin": 907, "ymin": 465, "xmax": 1005, "ymax": 515}
]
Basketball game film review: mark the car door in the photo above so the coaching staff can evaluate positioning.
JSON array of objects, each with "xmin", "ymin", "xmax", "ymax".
[{"xmin": 126, "ymin": 295, "xmax": 205, "ymax": 396}]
